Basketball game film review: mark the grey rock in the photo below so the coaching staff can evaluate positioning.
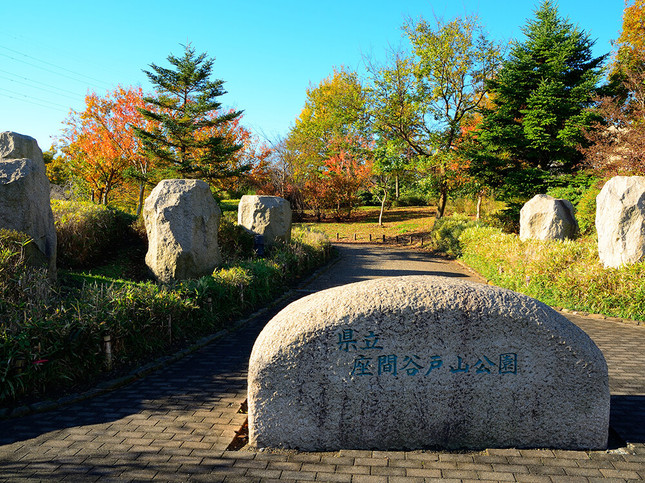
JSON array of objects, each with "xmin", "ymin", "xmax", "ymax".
[
  {"xmin": 143, "ymin": 179, "xmax": 222, "ymax": 282},
  {"xmin": 248, "ymin": 276, "xmax": 609, "ymax": 451},
  {"xmin": 0, "ymin": 132, "xmax": 57, "ymax": 274},
  {"xmin": 519, "ymin": 194, "xmax": 578, "ymax": 241},
  {"xmin": 238, "ymin": 195, "xmax": 291, "ymax": 245},
  {"xmin": 0, "ymin": 131, "xmax": 44, "ymax": 162},
  {"xmin": 596, "ymin": 176, "xmax": 645, "ymax": 268}
]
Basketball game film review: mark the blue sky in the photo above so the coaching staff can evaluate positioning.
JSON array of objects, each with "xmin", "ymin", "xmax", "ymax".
[{"xmin": 0, "ymin": 0, "xmax": 624, "ymax": 151}]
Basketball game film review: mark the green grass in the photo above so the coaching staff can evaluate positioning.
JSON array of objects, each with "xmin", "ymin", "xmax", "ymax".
[
  {"xmin": 458, "ymin": 226, "xmax": 645, "ymax": 321},
  {"xmin": 1, "ymin": 216, "xmax": 332, "ymax": 406}
]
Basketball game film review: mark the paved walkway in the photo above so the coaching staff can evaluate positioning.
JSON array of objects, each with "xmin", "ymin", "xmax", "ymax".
[{"xmin": 1, "ymin": 244, "xmax": 644, "ymax": 482}]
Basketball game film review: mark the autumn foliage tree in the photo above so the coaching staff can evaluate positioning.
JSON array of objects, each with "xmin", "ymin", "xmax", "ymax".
[
  {"xmin": 61, "ymin": 86, "xmax": 153, "ymax": 210},
  {"xmin": 285, "ymin": 68, "xmax": 372, "ymax": 216},
  {"xmin": 582, "ymin": 0, "xmax": 645, "ymax": 176}
]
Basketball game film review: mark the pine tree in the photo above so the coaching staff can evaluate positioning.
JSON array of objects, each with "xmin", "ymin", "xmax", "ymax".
[
  {"xmin": 475, "ymin": 0, "xmax": 605, "ymax": 198},
  {"xmin": 133, "ymin": 44, "xmax": 245, "ymax": 182}
]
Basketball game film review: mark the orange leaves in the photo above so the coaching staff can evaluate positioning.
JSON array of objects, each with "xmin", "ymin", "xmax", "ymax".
[{"xmin": 61, "ymin": 86, "xmax": 154, "ymax": 204}]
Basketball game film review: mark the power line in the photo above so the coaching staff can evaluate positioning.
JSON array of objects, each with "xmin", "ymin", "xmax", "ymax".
[
  {"xmin": 0, "ymin": 87, "xmax": 70, "ymax": 110},
  {"xmin": 0, "ymin": 31, "xmax": 117, "ymax": 83},
  {"xmin": 0, "ymin": 72, "xmax": 81, "ymax": 101},
  {"xmin": 0, "ymin": 52, "xmax": 108, "ymax": 92},
  {"xmin": 0, "ymin": 46, "xmax": 112, "ymax": 89},
  {"xmin": 0, "ymin": 92, "xmax": 67, "ymax": 112}
]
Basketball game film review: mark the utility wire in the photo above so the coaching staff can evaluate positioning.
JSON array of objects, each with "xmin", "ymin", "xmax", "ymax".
[
  {"xmin": 0, "ymin": 86, "xmax": 70, "ymax": 110},
  {"xmin": 0, "ymin": 53, "xmax": 107, "ymax": 92},
  {"xmin": 0, "ymin": 92, "xmax": 67, "ymax": 112},
  {"xmin": 0, "ymin": 46, "xmax": 112, "ymax": 89},
  {"xmin": 0, "ymin": 72, "xmax": 81, "ymax": 101},
  {"xmin": 0, "ymin": 68, "xmax": 81, "ymax": 97}
]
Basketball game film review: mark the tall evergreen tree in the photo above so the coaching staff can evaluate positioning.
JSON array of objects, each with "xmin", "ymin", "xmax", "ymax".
[
  {"xmin": 474, "ymin": 0, "xmax": 605, "ymax": 198},
  {"xmin": 133, "ymin": 45, "xmax": 245, "ymax": 182}
]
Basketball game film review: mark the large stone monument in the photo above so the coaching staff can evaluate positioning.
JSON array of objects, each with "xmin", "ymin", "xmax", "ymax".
[
  {"xmin": 0, "ymin": 131, "xmax": 57, "ymax": 274},
  {"xmin": 238, "ymin": 195, "xmax": 292, "ymax": 246},
  {"xmin": 143, "ymin": 179, "xmax": 222, "ymax": 282},
  {"xmin": 248, "ymin": 276, "xmax": 609, "ymax": 451},
  {"xmin": 596, "ymin": 176, "xmax": 645, "ymax": 268},
  {"xmin": 519, "ymin": 194, "xmax": 578, "ymax": 241}
]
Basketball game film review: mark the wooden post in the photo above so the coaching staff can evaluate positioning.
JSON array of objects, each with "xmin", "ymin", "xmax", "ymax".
[
  {"xmin": 354, "ymin": 233, "xmax": 357, "ymax": 241},
  {"xmin": 103, "ymin": 335, "xmax": 113, "ymax": 370},
  {"xmin": 336, "ymin": 233, "xmax": 339, "ymax": 241},
  {"xmin": 382, "ymin": 234, "xmax": 385, "ymax": 243},
  {"xmin": 369, "ymin": 234, "xmax": 372, "ymax": 242}
]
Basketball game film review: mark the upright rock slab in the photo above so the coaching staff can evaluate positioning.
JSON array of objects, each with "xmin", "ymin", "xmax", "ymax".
[
  {"xmin": 143, "ymin": 179, "xmax": 222, "ymax": 282},
  {"xmin": 248, "ymin": 276, "xmax": 609, "ymax": 451},
  {"xmin": 519, "ymin": 194, "xmax": 578, "ymax": 241},
  {"xmin": 0, "ymin": 132, "xmax": 57, "ymax": 273},
  {"xmin": 596, "ymin": 176, "xmax": 645, "ymax": 268},
  {"xmin": 238, "ymin": 195, "xmax": 292, "ymax": 245}
]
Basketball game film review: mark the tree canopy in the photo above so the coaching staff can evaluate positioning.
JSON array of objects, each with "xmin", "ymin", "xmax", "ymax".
[
  {"xmin": 133, "ymin": 45, "xmax": 246, "ymax": 182},
  {"xmin": 369, "ymin": 15, "xmax": 502, "ymax": 217},
  {"xmin": 474, "ymin": 0, "xmax": 606, "ymax": 199}
]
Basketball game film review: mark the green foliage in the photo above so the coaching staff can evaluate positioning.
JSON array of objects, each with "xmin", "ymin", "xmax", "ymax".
[
  {"xmin": 485, "ymin": 201, "xmax": 523, "ymax": 234},
  {"xmin": 133, "ymin": 44, "xmax": 245, "ymax": 181},
  {"xmin": 458, "ymin": 226, "xmax": 645, "ymax": 321},
  {"xmin": 218, "ymin": 212, "xmax": 255, "ymax": 261},
  {"xmin": 575, "ymin": 185, "xmax": 601, "ymax": 236},
  {"xmin": 52, "ymin": 200, "xmax": 138, "ymax": 268},
  {"xmin": 545, "ymin": 172, "xmax": 600, "ymax": 206},
  {"xmin": 392, "ymin": 193, "xmax": 428, "ymax": 207},
  {"xmin": 430, "ymin": 214, "xmax": 480, "ymax": 256},
  {"xmin": 370, "ymin": 15, "xmax": 502, "ymax": 218},
  {"xmin": 475, "ymin": 0, "xmax": 606, "ymax": 198},
  {"xmin": 0, "ymin": 226, "xmax": 331, "ymax": 405},
  {"xmin": 0, "ymin": 230, "xmax": 52, "ymax": 330}
]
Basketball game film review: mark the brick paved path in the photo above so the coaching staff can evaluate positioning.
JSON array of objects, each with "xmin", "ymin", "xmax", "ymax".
[{"xmin": 1, "ymin": 244, "xmax": 644, "ymax": 481}]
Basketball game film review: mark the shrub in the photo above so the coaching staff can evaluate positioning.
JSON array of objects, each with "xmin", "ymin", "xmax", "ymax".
[
  {"xmin": 458, "ymin": 226, "xmax": 645, "ymax": 321},
  {"xmin": 218, "ymin": 212, "xmax": 255, "ymax": 261},
  {"xmin": 52, "ymin": 200, "xmax": 137, "ymax": 268},
  {"xmin": 486, "ymin": 201, "xmax": 522, "ymax": 234},
  {"xmin": 0, "ymin": 226, "xmax": 332, "ymax": 405},
  {"xmin": 0, "ymin": 230, "xmax": 52, "ymax": 331},
  {"xmin": 430, "ymin": 214, "xmax": 480, "ymax": 257},
  {"xmin": 575, "ymin": 185, "xmax": 601, "ymax": 236},
  {"xmin": 392, "ymin": 194, "xmax": 427, "ymax": 207}
]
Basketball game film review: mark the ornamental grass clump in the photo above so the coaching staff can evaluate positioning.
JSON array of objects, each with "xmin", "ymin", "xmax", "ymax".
[
  {"xmin": 52, "ymin": 200, "xmax": 137, "ymax": 268},
  {"xmin": 430, "ymin": 214, "xmax": 481, "ymax": 257},
  {"xmin": 458, "ymin": 226, "xmax": 645, "ymax": 321}
]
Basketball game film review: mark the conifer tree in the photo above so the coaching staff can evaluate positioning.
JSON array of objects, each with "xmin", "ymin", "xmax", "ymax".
[
  {"xmin": 474, "ymin": 0, "xmax": 605, "ymax": 198},
  {"xmin": 133, "ymin": 44, "xmax": 245, "ymax": 182}
]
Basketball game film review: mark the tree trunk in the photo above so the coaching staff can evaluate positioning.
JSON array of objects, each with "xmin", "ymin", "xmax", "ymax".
[
  {"xmin": 476, "ymin": 193, "xmax": 483, "ymax": 220},
  {"xmin": 136, "ymin": 182, "xmax": 145, "ymax": 217},
  {"xmin": 395, "ymin": 175, "xmax": 399, "ymax": 199},
  {"xmin": 436, "ymin": 189, "xmax": 448, "ymax": 219},
  {"xmin": 378, "ymin": 190, "xmax": 387, "ymax": 226}
]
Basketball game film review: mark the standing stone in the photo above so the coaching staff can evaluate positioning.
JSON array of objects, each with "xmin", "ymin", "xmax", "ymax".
[
  {"xmin": 0, "ymin": 132, "xmax": 57, "ymax": 274},
  {"xmin": 143, "ymin": 179, "xmax": 222, "ymax": 283},
  {"xmin": 596, "ymin": 176, "xmax": 645, "ymax": 268},
  {"xmin": 248, "ymin": 276, "xmax": 609, "ymax": 451},
  {"xmin": 238, "ymin": 195, "xmax": 292, "ymax": 245},
  {"xmin": 519, "ymin": 194, "xmax": 578, "ymax": 241}
]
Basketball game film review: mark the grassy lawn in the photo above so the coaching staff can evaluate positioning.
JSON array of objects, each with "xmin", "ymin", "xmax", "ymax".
[{"xmin": 296, "ymin": 206, "xmax": 437, "ymax": 247}]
